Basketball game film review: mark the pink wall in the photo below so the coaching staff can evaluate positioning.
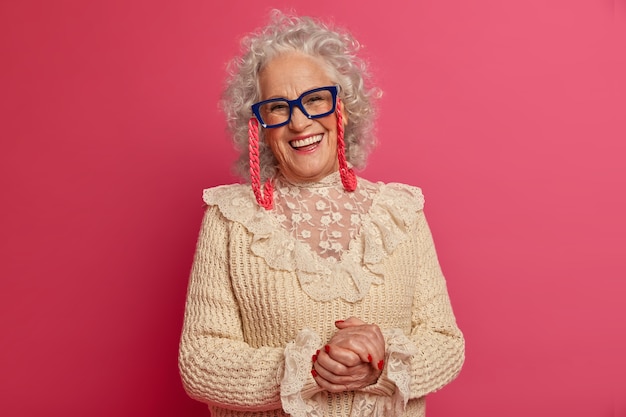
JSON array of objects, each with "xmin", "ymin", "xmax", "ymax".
[{"xmin": 1, "ymin": 0, "xmax": 625, "ymax": 416}]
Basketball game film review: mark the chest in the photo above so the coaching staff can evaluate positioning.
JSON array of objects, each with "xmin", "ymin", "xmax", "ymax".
[{"xmin": 226, "ymin": 223, "xmax": 419, "ymax": 346}]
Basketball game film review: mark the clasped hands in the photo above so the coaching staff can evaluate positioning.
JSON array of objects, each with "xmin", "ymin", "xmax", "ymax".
[{"xmin": 311, "ymin": 317, "xmax": 385, "ymax": 393}]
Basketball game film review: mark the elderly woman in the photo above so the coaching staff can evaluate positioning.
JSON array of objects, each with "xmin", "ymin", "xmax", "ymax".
[{"xmin": 179, "ymin": 10, "xmax": 464, "ymax": 417}]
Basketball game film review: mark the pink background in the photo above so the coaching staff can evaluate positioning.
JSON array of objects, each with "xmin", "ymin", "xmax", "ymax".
[{"xmin": 1, "ymin": 0, "xmax": 625, "ymax": 416}]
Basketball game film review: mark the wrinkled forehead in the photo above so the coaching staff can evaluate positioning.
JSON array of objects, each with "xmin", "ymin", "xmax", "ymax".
[{"xmin": 255, "ymin": 49, "xmax": 338, "ymax": 99}]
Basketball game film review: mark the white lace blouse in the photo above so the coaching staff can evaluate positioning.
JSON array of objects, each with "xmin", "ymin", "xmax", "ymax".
[{"xmin": 179, "ymin": 172, "xmax": 464, "ymax": 417}]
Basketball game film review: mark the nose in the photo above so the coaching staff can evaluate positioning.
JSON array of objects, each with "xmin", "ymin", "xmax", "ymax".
[{"xmin": 288, "ymin": 105, "xmax": 312, "ymax": 131}]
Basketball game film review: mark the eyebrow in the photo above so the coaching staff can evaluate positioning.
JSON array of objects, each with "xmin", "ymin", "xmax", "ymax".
[{"xmin": 262, "ymin": 85, "xmax": 330, "ymax": 101}]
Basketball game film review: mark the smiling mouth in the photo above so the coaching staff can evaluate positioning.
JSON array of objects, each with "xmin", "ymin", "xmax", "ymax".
[{"xmin": 290, "ymin": 134, "xmax": 323, "ymax": 150}]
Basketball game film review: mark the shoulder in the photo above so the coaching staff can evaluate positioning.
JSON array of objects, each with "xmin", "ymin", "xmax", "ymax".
[
  {"xmin": 359, "ymin": 177, "xmax": 425, "ymax": 212},
  {"xmin": 202, "ymin": 183, "xmax": 255, "ymax": 207},
  {"xmin": 200, "ymin": 183, "xmax": 274, "ymax": 235}
]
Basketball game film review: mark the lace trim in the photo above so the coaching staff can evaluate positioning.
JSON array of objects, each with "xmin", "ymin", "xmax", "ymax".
[
  {"xmin": 202, "ymin": 177, "xmax": 424, "ymax": 302},
  {"xmin": 280, "ymin": 329, "xmax": 326, "ymax": 417},
  {"xmin": 352, "ymin": 329, "xmax": 419, "ymax": 416},
  {"xmin": 280, "ymin": 328, "xmax": 418, "ymax": 417}
]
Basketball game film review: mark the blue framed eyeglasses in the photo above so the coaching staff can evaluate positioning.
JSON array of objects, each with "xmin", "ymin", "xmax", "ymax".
[{"xmin": 251, "ymin": 85, "xmax": 339, "ymax": 128}]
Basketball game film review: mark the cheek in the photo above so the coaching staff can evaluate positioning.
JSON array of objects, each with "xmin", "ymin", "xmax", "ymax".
[
  {"xmin": 263, "ymin": 130, "xmax": 285, "ymax": 157},
  {"xmin": 324, "ymin": 118, "xmax": 340, "ymax": 142},
  {"xmin": 262, "ymin": 129, "xmax": 276, "ymax": 147}
]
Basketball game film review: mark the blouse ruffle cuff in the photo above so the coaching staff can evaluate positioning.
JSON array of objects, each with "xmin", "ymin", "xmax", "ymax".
[
  {"xmin": 203, "ymin": 181, "xmax": 424, "ymax": 303},
  {"xmin": 353, "ymin": 328, "xmax": 419, "ymax": 416},
  {"xmin": 280, "ymin": 328, "xmax": 326, "ymax": 417}
]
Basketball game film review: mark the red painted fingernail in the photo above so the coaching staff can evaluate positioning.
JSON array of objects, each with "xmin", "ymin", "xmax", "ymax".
[
  {"xmin": 377, "ymin": 360, "xmax": 384, "ymax": 370},
  {"xmin": 335, "ymin": 320, "xmax": 344, "ymax": 325},
  {"xmin": 324, "ymin": 345, "xmax": 330, "ymax": 354},
  {"xmin": 312, "ymin": 354, "xmax": 317, "ymax": 363},
  {"xmin": 311, "ymin": 369, "xmax": 318, "ymax": 377},
  {"xmin": 367, "ymin": 354, "xmax": 373, "ymax": 363},
  {"xmin": 316, "ymin": 349, "xmax": 320, "ymax": 356}
]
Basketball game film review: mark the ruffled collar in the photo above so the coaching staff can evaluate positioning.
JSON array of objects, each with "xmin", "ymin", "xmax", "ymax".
[{"xmin": 202, "ymin": 177, "xmax": 424, "ymax": 302}]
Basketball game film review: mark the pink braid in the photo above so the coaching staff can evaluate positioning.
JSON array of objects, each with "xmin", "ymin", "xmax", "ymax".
[
  {"xmin": 248, "ymin": 118, "xmax": 274, "ymax": 209},
  {"xmin": 336, "ymin": 99, "xmax": 357, "ymax": 192}
]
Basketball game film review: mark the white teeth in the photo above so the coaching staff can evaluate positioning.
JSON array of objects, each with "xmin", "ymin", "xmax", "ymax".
[{"xmin": 290, "ymin": 134, "xmax": 323, "ymax": 148}]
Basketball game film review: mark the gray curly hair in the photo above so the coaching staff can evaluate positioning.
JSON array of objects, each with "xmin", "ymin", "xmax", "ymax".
[{"xmin": 220, "ymin": 10, "xmax": 380, "ymax": 182}]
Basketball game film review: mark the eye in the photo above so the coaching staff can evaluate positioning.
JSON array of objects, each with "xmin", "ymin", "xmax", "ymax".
[
  {"xmin": 304, "ymin": 94, "xmax": 324, "ymax": 104},
  {"xmin": 269, "ymin": 103, "xmax": 289, "ymax": 113}
]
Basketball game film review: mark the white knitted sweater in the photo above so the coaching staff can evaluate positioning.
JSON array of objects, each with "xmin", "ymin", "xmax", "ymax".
[{"xmin": 179, "ymin": 173, "xmax": 464, "ymax": 417}]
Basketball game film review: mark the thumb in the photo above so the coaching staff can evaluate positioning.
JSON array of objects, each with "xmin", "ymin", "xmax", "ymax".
[{"xmin": 334, "ymin": 317, "xmax": 366, "ymax": 329}]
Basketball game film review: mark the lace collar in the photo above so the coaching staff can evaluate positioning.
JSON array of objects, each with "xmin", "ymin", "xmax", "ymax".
[{"xmin": 203, "ymin": 177, "xmax": 424, "ymax": 302}]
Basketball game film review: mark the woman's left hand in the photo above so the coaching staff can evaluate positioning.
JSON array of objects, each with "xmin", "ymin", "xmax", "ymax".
[{"xmin": 312, "ymin": 317, "xmax": 385, "ymax": 393}]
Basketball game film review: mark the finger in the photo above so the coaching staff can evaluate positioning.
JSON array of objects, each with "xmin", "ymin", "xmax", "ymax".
[
  {"xmin": 314, "ymin": 360, "xmax": 370, "ymax": 384},
  {"xmin": 314, "ymin": 354, "xmax": 350, "ymax": 378},
  {"xmin": 312, "ymin": 361, "xmax": 380, "ymax": 392},
  {"xmin": 312, "ymin": 372, "xmax": 348, "ymax": 394},
  {"xmin": 334, "ymin": 317, "xmax": 366, "ymax": 329},
  {"xmin": 320, "ymin": 344, "xmax": 362, "ymax": 368}
]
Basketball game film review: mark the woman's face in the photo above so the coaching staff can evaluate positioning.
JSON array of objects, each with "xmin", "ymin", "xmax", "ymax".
[{"xmin": 258, "ymin": 52, "xmax": 347, "ymax": 183}]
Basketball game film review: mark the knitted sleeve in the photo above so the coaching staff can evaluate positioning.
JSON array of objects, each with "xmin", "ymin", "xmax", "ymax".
[
  {"xmin": 356, "ymin": 209, "xmax": 464, "ymax": 411},
  {"xmin": 178, "ymin": 205, "xmax": 285, "ymax": 412},
  {"xmin": 405, "ymin": 210, "xmax": 465, "ymax": 396}
]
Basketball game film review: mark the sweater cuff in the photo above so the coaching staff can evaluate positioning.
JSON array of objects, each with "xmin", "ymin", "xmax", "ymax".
[
  {"xmin": 300, "ymin": 375, "xmax": 324, "ymax": 400},
  {"xmin": 359, "ymin": 368, "xmax": 396, "ymax": 396}
]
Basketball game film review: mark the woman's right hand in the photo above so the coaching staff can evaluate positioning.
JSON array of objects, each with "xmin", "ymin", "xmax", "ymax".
[{"xmin": 312, "ymin": 317, "xmax": 385, "ymax": 392}]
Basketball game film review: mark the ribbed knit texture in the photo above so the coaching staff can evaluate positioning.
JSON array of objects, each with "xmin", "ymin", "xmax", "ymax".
[{"xmin": 178, "ymin": 176, "xmax": 464, "ymax": 417}]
